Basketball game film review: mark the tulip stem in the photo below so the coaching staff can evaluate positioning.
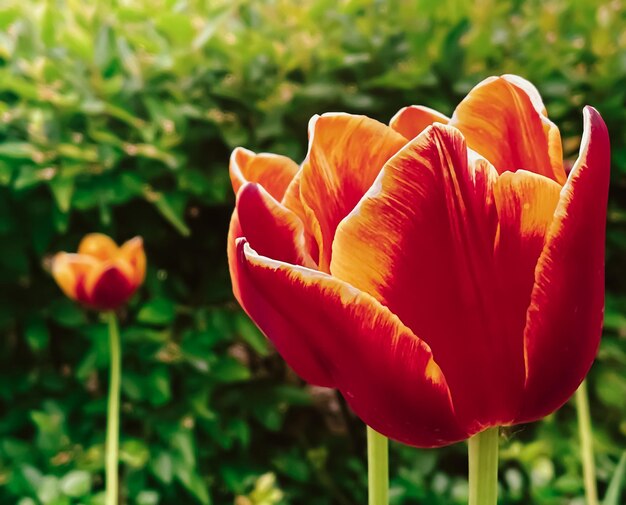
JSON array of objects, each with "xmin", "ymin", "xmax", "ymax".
[
  {"xmin": 576, "ymin": 379, "xmax": 599, "ymax": 505},
  {"xmin": 468, "ymin": 426, "xmax": 499, "ymax": 505},
  {"xmin": 367, "ymin": 426, "xmax": 388, "ymax": 505},
  {"xmin": 105, "ymin": 311, "xmax": 121, "ymax": 505}
]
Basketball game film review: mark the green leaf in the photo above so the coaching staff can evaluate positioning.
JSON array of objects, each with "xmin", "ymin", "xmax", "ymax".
[
  {"xmin": 235, "ymin": 314, "xmax": 269, "ymax": 356},
  {"xmin": 49, "ymin": 177, "xmax": 74, "ymax": 213},
  {"xmin": 175, "ymin": 466, "xmax": 211, "ymax": 505},
  {"xmin": 137, "ymin": 298, "xmax": 176, "ymax": 326},
  {"xmin": 148, "ymin": 192, "xmax": 190, "ymax": 236},
  {"xmin": 150, "ymin": 452, "xmax": 174, "ymax": 485},
  {"xmin": 211, "ymin": 357, "xmax": 250, "ymax": 383},
  {"xmin": 120, "ymin": 439, "xmax": 150, "ymax": 469},
  {"xmin": 0, "ymin": 142, "xmax": 39, "ymax": 159},
  {"xmin": 136, "ymin": 490, "xmax": 160, "ymax": 505},
  {"xmin": 59, "ymin": 470, "xmax": 91, "ymax": 498},
  {"xmin": 24, "ymin": 317, "xmax": 49, "ymax": 352},
  {"xmin": 604, "ymin": 452, "xmax": 626, "ymax": 505},
  {"xmin": 36, "ymin": 475, "xmax": 60, "ymax": 504},
  {"xmin": 48, "ymin": 300, "xmax": 87, "ymax": 328},
  {"xmin": 147, "ymin": 368, "xmax": 172, "ymax": 406}
]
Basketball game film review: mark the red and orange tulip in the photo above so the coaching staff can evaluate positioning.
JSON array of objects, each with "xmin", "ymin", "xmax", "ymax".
[
  {"xmin": 52, "ymin": 233, "xmax": 146, "ymax": 311},
  {"xmin": 227, "ymin": 75, "xmax": 610, "ymax": 447}
]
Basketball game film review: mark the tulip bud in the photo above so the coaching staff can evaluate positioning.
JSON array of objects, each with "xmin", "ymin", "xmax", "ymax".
[{"xmin": 52, "ymin": 233, "xmax": 146, "ymax": 311}]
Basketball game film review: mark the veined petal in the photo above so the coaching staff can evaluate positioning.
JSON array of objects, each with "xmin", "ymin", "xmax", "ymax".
[
  {"xmin": 230, "ymin": 147, "xmax": 299, "ymax": 201},
  {"xmin": 236, "ymin": 182, "xmax": 315, "ymax": 268},
  {"xmin": 332, "ymin": 124, "xmax": 529, "ymax": 428},
  {"xmin": 238, "ymin": 239, "xmax": 467, "ymax": 446},
  {"xmin": 390, "ymin": 105, "xmax": 449, "ymax": 140},
  {"xmin": 300, "ymin": 113, "xmax": 407, "ymax": 272},
  {"xmin": 517, "ymin": 107, "xmax": 610, "ymax": 422},
  {"xmin": 450, "ymin": 75, "xmax": 566, "ymax": 184}
]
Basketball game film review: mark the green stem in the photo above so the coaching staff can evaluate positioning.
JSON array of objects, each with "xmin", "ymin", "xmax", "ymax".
[
  {"xmin": 468, "ymin": 426, "xmax": 499, "ymax": 505},
  {"xmin": 105, "ymin": 311, "xmax": 121, "ymax": 505},
  {"xmin": 576, "ymin": 380, "xmax": 599, "ymax": 505},
  {"xmin": 367, "ymin": 426, "xmax": 388, "ymax": 505}
]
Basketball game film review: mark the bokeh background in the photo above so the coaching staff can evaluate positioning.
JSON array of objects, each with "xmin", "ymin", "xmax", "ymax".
[{"xmin": 1, "ymin": 0, "xmax": 625, "ymax": 504}]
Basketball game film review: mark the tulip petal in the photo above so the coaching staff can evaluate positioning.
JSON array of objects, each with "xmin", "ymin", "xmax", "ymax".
[
  {"xmin": 227, "ymin": 211, "xmax": 244, "ymax": 303},
  {"xmin": 389, "ymin": 105, "xmax": 449, "ymax": 140},
  {"xmin": 236, "ymin": 182, "xmax": 315, "ymax": 268},
  {"xmin": 493, "ymin": 171, "xmax": 561, "ymax": 354},
  {"xmin": 238, "ymin": 238, "xmax": 467, "ymax": 446},
  {"xmin": 119, "ymin": 237, "xmax": 146, "ymax": 286},
  {"xmin": 51, "ymin": 252, "xmax": 98, "ymax": 301},
  {"xmin": 300, "ymin": 113, "xmax": 407, "ymax": 272},
  {"xmin": 517, "ymin": 106, "xmax": 610, "ymax": 422},
  {"xmin": 78, "ymin": 233, "xmax": 119, "ymax": 260},
  {"xmin": 450, "ymin": 75, "xmax": 566, "ymax": 184},
  {"xmin": 281, "ymin": 170, "xmax": 320, "ymax": 264},
  {"xmin": 230, "ymin": 147, "xmax": 299, "ymax": 200},
  {"xmin": 332, "ymin": 124, "xmax": 531, "ymax": 428},
  {"xmin": 84, "ymin": 260, "xmax": 137, "ymax": 310}
]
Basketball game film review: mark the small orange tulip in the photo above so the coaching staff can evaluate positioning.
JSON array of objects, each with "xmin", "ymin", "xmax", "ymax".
[
  {"xmin": 227, "ymin": 75, "xmax": 610, "ymax": 447},
  {"xmin": 52, "ymin": 234, "xmax": 146, "ymax": 311}
]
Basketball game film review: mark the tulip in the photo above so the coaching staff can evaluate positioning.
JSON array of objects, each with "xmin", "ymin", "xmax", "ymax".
[
  {"xmin": 52, "ymin": 233, "xmax": 146, "ymax": 311},
  {"xmin": 52, "ymin": 233, "xmax": 146, "ymax": 505},
  {"xmin": 226, "ymin": 76, "xmax": 610, "ymax": 497}
]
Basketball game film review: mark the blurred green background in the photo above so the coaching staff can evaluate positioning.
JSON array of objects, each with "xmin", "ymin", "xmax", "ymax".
[{"xmin": 0, "ymin": 0, "xmax": 625, "ymax": 504}]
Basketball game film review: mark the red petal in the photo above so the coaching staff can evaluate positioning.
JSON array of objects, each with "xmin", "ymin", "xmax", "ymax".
[
  {"xmin": 389, "ymin": 105, "xmax": 449, "ymax": 140},
  {"xmin": 492, "ymin": 170, "xmax": 562, "ymax": 420},
  {"xmin": 450, "ymin": 75, "xmax": 566, "ymax": 184},
  {"xmin": 300, "ymin": 113, "xmax": 407, "ymax": 272},
  {"xmin": 331, "ymin": 124, "xmax": 533, "ymax": 428},
  {"xmin": 236, "ymin": 182, "xmax": 315, "ymax": 267},
  {"xmin": 230, "ymin": 147, "xmax": 299, "ymax": 200},
  {"xmin": 238, "ymin": 239, "xmax": 467, "ymax": 446},
  {"xmin": 85, "ymin": 262, "xmax": 137, "ymax": 310},
  {"xmin": 517, "ymin": 107, "xmax": 610, "ymax": 422}
]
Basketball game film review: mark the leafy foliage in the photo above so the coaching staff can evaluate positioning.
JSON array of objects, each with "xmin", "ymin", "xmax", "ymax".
[{"xmin": 0, "ymin": 0, "xmax": 625, "ymax": 504}]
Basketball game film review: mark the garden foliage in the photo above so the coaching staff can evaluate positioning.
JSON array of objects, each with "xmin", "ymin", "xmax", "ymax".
[{"xmin": 0, "ymin": 0, "xmax": 625, "ymax": 504}]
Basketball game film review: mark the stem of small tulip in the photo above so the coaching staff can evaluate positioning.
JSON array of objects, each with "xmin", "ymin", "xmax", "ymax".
[
  {"xmin": 576, "ymin": 380, "xmax": 599, "ymax": 505},
  {"xmin": 468, "ymin": 426, "xmax": 499, "ymax": 505},
  {"xmin": 105, "ymin": 311, "xmax": 121, "ymax": 505},
  {"xmin": 367, "ymin": 426, "xmax": 388, "ymax": 505}
]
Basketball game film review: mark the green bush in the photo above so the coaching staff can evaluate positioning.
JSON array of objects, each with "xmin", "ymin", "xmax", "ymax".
[{"xmin": 0, "ymin": 0, "xmax": 625, "ymax": 504}]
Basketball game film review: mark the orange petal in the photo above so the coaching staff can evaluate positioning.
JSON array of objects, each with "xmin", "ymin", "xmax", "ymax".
[
  {"xmin": 78, "ymin": 233, "xmax": 119, "ymax": 261},
  {"xmin": 238, "ymin": 239, "xmax": 467, "ymax": 446},
  {"xmin": 300, "ymin": 113, "xmax": 407, "ymax": 272},
  {"xmin": 236, "ymin": 182, "xmax": 315, "ymax": 268},
  {"xmin": 517, "ymin": 107, "xmax": 610, "ymax": 422},
  {"xmin": 229, "ymin": 147, "xmax": 299, "ymax": 201},
  {"xmin": 450, "ymin": 75, "xmax": 566, "ymax": 184},
  {"xmin": 51, "ymin": 252, "xmax": 98, "ymax": 302},
  {"xmin": 227, "ymin": 211, "xmax": 243, "ymax": 304},
  {"xmin": 331, "ymin": 124, "xmax": 527, "ymax": 429},
  {"xmin": 119, "ymin": 236, "xmax": 146, "ymax": 286},
  {"xmin": 389, "ymin": 105, "xmax": 449, "ymax": 140},
  {"xmin": 281, "ymin": 170, "xmax": 319, "ymax": 264}
]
